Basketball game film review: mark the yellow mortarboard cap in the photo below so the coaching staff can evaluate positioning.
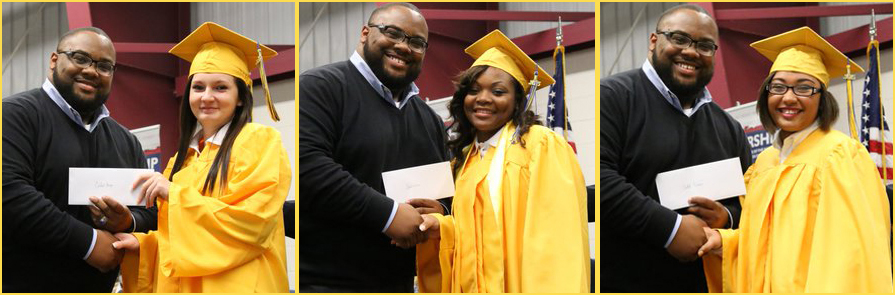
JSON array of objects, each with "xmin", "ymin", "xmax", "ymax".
[
  {"xmin": 465, "ymin": 30, "xmax": 554, "ymax": 92},
  {"xmin": 750, "ymin": 26, "xmax": 863, "ymax": 85},
  {"xmin": 169, "ymin": 22, "xmax": 281, "ymax": 121}
]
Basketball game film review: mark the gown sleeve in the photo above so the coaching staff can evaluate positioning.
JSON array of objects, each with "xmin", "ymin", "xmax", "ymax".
[
  {"xmin": 518, "ymin": 131, "xmax": 590, "ymax": 292},
  {"xmin": 416, "ymin": 213, "xmax": 456, "ymax": 293},
  {"xmin": 163, "ymin": 127, "xmax": 289, "ymax": 277},
  {"xmin": 802, "ymin": 142, "xmax": 891, "ymax": 292},
  {"xmin": 704, "ymin": 161, "xmax": 755, "ymax": 293}
]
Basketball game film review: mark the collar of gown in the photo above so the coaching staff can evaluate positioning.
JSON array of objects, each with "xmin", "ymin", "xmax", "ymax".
[{"xmin": 772, "ymin": 121, "xmax": 820, "ymax": 163}]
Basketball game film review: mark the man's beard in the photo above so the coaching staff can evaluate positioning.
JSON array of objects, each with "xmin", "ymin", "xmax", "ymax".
[
  {"xmin": 651, "ymin": 53, "xmax": 713, "ymax": 100},
  {"xmin": 53, "ymin": 70, "xmax": 109, "ymax": 118},
  {"xmin": 363, "ymin": 42, "xmax": 422, "ymax": 90}
]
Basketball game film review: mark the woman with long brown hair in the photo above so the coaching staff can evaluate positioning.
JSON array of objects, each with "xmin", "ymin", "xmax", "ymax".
[{"xmin": 108, "ymin": 22, "xmax": 291, "ymax": 292}]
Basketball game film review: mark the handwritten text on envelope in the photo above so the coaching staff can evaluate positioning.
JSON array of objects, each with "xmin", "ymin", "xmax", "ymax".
[
  {"xmin": 655, "ymin": 157, "xmax": 746, "ymax": 210},
  {"xmin": 382, "ymin": 161, "xmax": 455, "ymax": 203},
  {"xmin": 68, "ymin": 167, "xmax": 153, "ymax": 206}
]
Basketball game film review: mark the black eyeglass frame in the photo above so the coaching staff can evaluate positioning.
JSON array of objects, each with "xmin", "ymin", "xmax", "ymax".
[
  {"xmin": 655, "ymin": 31, "xmax": 719, "ymax": 56},
  {"xmin": 366, "ymin": 24, "xmax": 429, "ymax": 53},
  {"xmin": 56, "ymin": 50, "xmax": 116, "ymax": 76},
  {"xmin": 766, "ymin": 83, "xmax": 822, "ymax": 97}
]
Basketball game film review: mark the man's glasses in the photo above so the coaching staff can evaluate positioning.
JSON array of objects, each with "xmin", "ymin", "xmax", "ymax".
[
  {"xmin": 57, "ymin": 51, "xmax": 115, "ymax": 76},
  {"xmin": 766, "ymin": 83, "xmax": 820, "ymax": 97},
  {"xmin": 367, "ymin": 24, "xmax": 428, "ymax": 53},
  {"xmin": 655, "ymin": 31, "xmax": 719, "ymax": 56}
]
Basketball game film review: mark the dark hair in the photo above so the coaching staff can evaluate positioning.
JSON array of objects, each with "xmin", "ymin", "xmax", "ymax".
[
  {"xmin": 169, "ymin": 75, "xmax": 254, "ymax": 194},
  {"xmin": 368, "ymin": 2, "xmax": 422, "ymax": 24},
  {"xmin": 446, "ymin": 65, "xmax": 540, "ymax": 175},
  {"xmin": 756, "ymin": 72, "xmax": 838, "ymax": 134},
  {"xmin": 655, "ymin": 4, "xmax": 714, "ymax": 32},
  {"xmin": 57, "ymin": 27, "xmax": 112, "ymax": 51}
]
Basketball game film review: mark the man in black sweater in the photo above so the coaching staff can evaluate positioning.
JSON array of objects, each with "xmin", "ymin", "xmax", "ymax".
[
  {"xmin": 299, "ymin": 3, "xmax": 449, "ymax": 292},
  {"xmin": 2, "ymin": 27, "xmax": 157, "ymax": 292},
  {"xmin": 600, "ymin": 5, "xmax": 752, "ymax": 292}
]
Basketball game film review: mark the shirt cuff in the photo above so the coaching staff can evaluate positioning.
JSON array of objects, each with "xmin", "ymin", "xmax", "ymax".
[
  {"xmin": 129, "ymin": 211, "xmax": 137, "ymax": 233},
  {"xmin": 664, "ymin": 214, "xmax": 682, "ymax": 248},
  {"xmin": 724, "ymin": 207, "xmax": 733, "ymax": 229},
  {"xmin": 83, "ymin": 229, "xmax": 98, "ymax": 260},
  {"xmin": 381, "ymin": 200, "xmax": 399, "ymax": 233}
]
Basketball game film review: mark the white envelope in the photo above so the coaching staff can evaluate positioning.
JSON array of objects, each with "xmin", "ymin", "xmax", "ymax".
[
  {"xmin": 655, "ymin": 157, "xmax": 746, "ymax": 210},
  {"xmin": 382, "ymin": 161, "xmax": 455, "ymax": 203},
  {"xmin": 68, "ymin": 167, "xmax": 153, "ymax": 206}
]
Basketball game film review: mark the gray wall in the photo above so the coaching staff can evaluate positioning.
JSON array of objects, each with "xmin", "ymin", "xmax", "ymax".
[
  {"xmin": 599, "ymin": 2, "xmax": 683, "ymax": 78},
  {"xmin": 2, "ymin": 2, "xmax": 68, "ymax": 97},
  {"xmin": 499, "ymin": 2, "xmax": 595, "ymax": 39},
  {"xmin": 191, "ymin": 2, "xmax": 295, "ymax": 45},
  {"xmin": 820, "ymin": 2, "xmax": 893, "ymax": 36},
  {"xmin": 298, "ymin": 2, "xmax": 373, "ymax": 74}
]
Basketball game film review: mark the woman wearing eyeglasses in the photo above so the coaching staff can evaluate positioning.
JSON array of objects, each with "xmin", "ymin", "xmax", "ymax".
[{"xmin": 698, "ymin": 27, "xmax": 892, "ymax": 292}]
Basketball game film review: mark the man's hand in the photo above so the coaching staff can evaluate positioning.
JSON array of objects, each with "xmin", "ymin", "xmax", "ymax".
[
  {"xmin": 85, "ymin": 230, "xmax": 123, "ymax": 272},
  {"xmin": 419, "ymin": 214, "xmax": 440, "ymax": 240},
  {"xmin": 88, "ymin": 196, "xmax": 133, "ymax": 233},
  {"xmin": 687, "ymin": 196, "xmax": 729, "ymax": 228},
  {"xmin": 385, "ymin": 203, "xmax": 426, "ymax": 248},
  {"xmin": 667, "ymin": 215, "xmax": 708, "ymax": 262},
  {"xmin": 406, "ymin": 198, "xmax": 445, "ymax": 215},
  {"xmin": 698, "ymin": 227, "xmax": 722, "ymax": 257}
]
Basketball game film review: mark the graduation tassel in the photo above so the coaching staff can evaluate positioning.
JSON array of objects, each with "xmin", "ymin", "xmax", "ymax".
[
  {"xmin": 513, "ymin": 70, "xmax": 540, "ymax": 143},
  {"xmin": 258, "ymin": 43, "xmax": 280, "ymax": 122}
]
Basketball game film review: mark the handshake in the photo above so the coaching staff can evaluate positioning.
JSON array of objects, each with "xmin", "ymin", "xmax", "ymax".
[
  {"xmin": 385, "ymin": 198, "xmax": 445, "ymax": 248},
  {"xmin": 667, "ymin": 197, "xmax": 725, "ymax": 262},
  {"xmin": 84, "ymin": 196, "xmax": 141, "ymax": 273}
]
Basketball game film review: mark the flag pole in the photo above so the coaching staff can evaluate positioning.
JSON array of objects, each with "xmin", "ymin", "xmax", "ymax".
[
  {"xmin": 556, "ymin": 17, "xmax": 569, "ymax": 141},
  {"xmin": 870, "ymin": 9, "xmax": 887, "ymax": 182},
  {"xmin": 845, "ymin": 62, "xmax": 858, "ymax": 140}
]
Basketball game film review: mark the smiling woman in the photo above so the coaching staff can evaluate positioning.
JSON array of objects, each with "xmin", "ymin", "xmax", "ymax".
[
  {"xmin": 416, "ymin": 30, "xmax": 590, "ymax": 292},
  {"xmin": 111, "ymin": 22, "xmax": 292, "ymax": 293},
  {"xmin": 699, "ymin": 27, "xmax": 891, "ymax": 292}
]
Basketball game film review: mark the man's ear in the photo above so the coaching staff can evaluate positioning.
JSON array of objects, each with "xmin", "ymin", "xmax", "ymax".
[
  {"xmin": 648, "ymin": 33, "xmax": 658, "ymax": 52},
  {"xmin": 360, "ymin": 26, "xmax": 370, "ymax": 44},
  {"xmin": 49, "ymin": 52, "xmax": 59, "ymax": 71}
]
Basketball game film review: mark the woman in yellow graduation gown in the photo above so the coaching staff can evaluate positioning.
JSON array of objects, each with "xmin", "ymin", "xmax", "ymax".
[
  {"xmin": 415, "ymin": 30, "xmax": 590, "ymax": 293},
  {"xmin": 110, "ymin": 22, "xmax": 291, "ymax": 292},
  {"xmin": 698, "ymin": 27, "xmax": 892, "ymax": 292}
]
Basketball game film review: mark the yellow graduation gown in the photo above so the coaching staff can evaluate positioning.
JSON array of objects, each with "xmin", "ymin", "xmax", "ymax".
[
  {"xmin": 120, "ymin": 123, "xmax": 291, "ymax": 292},
  {"xmin": 417, "ymin": 125, "xmax": 590, "ymax": 292},
  {"xmin": 704, "ymin": 129, "xmax": 892, "ymax": 292}
]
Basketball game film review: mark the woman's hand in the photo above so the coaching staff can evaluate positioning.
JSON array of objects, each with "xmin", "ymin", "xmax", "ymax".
[
  {"xmin": 419, "ymin": 214, "xmax": 440, "ymax": 240},
  {"xmin": 112, "ymin": 233, "xmax": 140, "ymax": 251},
  {"xmin": 698, "ymin": 227, "xmax": 722, "ymax": 257},
  {"xmin": 133, "ymin": 172, "xmax": 171, "ymax": 208}
]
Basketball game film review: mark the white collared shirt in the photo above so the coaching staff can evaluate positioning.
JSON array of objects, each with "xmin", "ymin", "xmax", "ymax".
[
  {"xmin": 772, "ymin": 122, "xmax": 820, "ymax": 164},
  {"xmin": 42, "ymin": 78, "xmax": 110, "ymax": 132},
  {"xmin": 474, "ymin": 128, "xmax": 503, "ymax": 159},
  {"xmin": 641, "ymin": 60, "xmax": 713, "ymax": 118},
  {"xmin": 190, "ymin": 122, "xmax": 232, "ymax": 154},
  {"xmin": 349, "ymin": 51, "xmax": 420, "ymax": 109}
]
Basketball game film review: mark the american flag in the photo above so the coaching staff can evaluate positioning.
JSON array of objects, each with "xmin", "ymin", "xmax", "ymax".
[
  {"xmin": 859, "ymin": 40, "xmax": 893, "ymax": 183},
  {"xmin": 546, "ymin": 45, "xmax": 576, "ymax": 153}
]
